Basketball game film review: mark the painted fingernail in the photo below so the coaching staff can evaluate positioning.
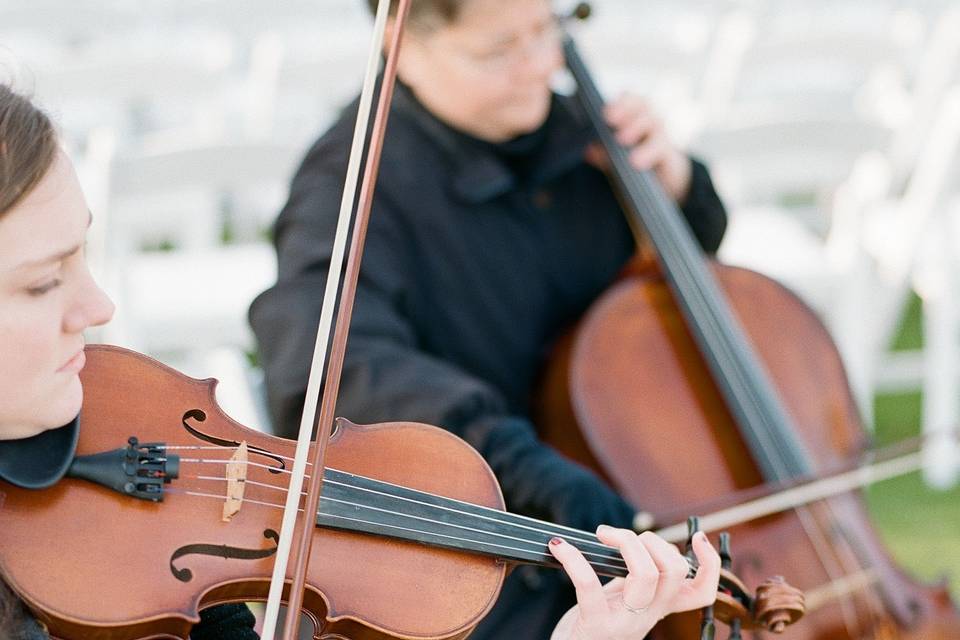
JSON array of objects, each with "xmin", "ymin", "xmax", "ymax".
[
  {"xmin": 695, "ymin": 531, "xmax": 713, "ymax": 546},
  {"xmin": 550, "ymin": 537, "xmax": 564, "ymax": 546}
]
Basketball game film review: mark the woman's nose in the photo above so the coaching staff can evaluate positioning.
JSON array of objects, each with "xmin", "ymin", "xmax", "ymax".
[{"xmin": 62, "ymin": 275, "xmax": 115, "ymax": 334}]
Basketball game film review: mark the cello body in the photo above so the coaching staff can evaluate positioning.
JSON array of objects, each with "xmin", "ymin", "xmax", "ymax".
[{"xmin": 537, "ymin": 262, "xmax": 960, "ymax": 639}]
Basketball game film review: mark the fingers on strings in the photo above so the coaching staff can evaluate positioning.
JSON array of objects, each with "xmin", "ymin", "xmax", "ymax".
[{"xmin": 548, "ymin": 526, "xmax": 721, "ymax": 624}]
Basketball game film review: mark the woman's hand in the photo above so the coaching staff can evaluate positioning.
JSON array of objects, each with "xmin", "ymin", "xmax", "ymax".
[
  {"xmin": 548, "ymin": 526, "xmax": 720, "ymax": 640},
  {"xmin": 585, "ymin": 94, "xmax": 693, "ymax": 204}
]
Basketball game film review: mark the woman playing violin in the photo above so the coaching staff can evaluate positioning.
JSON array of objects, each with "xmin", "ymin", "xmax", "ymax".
[
  {"xmin": 250, "ymin": 0, "xmax": 728, "ymax": 637},
  {"xmin": 0, "ymin": 84, "xmax": 722, "ymax": 638}
]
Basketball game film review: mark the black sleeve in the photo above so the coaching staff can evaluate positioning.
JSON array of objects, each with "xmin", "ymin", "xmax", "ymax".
[
  {"xmin": 680, "ymin": 157, "xmax": 728, "ymax": 254},
  {"xmin": 191, "ymin": 603, "xmax": 258, "ymax": 640},
  {"xmin": 250, "ymin": 136, "xmax": 635, "ymax": 534}
]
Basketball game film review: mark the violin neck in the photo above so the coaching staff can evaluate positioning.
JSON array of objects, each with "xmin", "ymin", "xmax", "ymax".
[
  {"xmin": 312, "ymin": 468, "xmax": 755, "ymax": 604},
  {"xmin": 563, "ymin": 35, "xmax": 812, "ymax": 482},
  {"xmin": 314, "ymin": 467, "xmax": 628, "ymax": 577}
]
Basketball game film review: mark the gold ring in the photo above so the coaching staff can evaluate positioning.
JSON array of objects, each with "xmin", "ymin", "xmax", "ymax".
[{"xmin": 621, "ymin": 596, "xmax": 651, "ymax": 614}]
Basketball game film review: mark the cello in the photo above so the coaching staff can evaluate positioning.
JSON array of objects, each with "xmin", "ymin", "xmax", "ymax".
[{"xmin": 536, "ymin": 5, "xmax": 960, "ymax": 639}]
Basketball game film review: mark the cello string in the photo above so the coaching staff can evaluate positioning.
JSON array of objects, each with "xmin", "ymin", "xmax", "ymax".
[
  {"xmin": 614, "ymin": 137, "xmax": 873, "ymax": 633},
  {"xmin": 567, "ymin": 35, "xmax": 812, "ymax": 478},
  {"xmin": 564, "ymin": 37, "xmax": 794, "ymax": 479},
  {"xmin": 565, "ymin": 36, "xmax": 874, "ymax": 630}
]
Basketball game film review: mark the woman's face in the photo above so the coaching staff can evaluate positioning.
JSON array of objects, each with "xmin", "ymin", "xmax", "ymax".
[
  {"xmin": 399, "ymin": 0, "xmax": 563, "ymax": 142},
  {"xmin": 0, "ymin": 150, "xmax": 114, "ymax": 440}
]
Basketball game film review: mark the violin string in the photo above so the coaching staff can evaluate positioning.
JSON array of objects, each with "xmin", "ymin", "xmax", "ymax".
[
  {"xmin": 190, "ymin": 475, "xmax": 296, "ymax": 494},
  {"xmin": 177, "ymin": 473, "xmax": 625, "ymax": 564},
  {"xmin": 172, "ymin": 464, "xmax": 698, "ymax": 573},
  {"xmin": 164, "ymin": 486, "xmax": 630, "ymax": 575},
  {"xmin": 177, "ymin": 455, "xmax": 638, "ymax": 565},
  {"xmin": 178, "ymin": 458, "xmax": 611, "ymax": 548},
  {"xmin": 165, "ymin": 445, "xmax": 312, "ymax": 466},
  {"xmin": 317, "ymin": 511, "xmax": 632, "ymax": 576},
  {"xmin": 174, "ymin": 487, "xmax": 290, "ymax": 512},
  {"xmin": 178, "ymin": 457, "xmax": 310, "ymax": 478}
]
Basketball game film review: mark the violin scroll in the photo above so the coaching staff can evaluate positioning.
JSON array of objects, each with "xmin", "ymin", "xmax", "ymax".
[
  {"xmin": 683, "ymin": 519, "xmax": 805, "ymax": 635},
  {"xmin": 755, "ymin": 576, "xmax": 806, "ymax": 633},
  {"xmin": 710, "ymin": 569, "xmax": 805, "ymax": 634}
]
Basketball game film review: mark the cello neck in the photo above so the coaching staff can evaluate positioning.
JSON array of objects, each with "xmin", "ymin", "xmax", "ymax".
[{"xmin": 562, "ymin": 34, "xmax": 813, "ymax": 483}]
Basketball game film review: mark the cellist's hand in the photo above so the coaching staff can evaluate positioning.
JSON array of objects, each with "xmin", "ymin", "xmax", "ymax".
[
  {"xmin": 548, "ymin": 527, "xmax": 720, "ymax": 640},
  {"xmin": 585, "ymin": 93, "xmax": 693, "ymax": 205}
]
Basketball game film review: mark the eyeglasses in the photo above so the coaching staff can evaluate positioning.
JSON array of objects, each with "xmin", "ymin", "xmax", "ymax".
[{"xmin": 430, "ymin": 22, "xmax": 564, "ymax": 75}]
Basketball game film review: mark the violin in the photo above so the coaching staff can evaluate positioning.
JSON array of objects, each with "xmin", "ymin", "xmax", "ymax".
[
  {"xmin": 0, "ymin": 345, "xmax": 805, "ymax": 639},
  {"xmin": 536, "ymin": 6, "xmax": 960, "ymax": 639}
]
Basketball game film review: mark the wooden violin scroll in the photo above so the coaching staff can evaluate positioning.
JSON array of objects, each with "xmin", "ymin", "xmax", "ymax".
[
  {"xmin": 710, "ymin": 570, "xmax": 805, "ymax": 633},
  {"xmin": 755, "ymin": 576, "xmax": 807, "ymax": 633}
]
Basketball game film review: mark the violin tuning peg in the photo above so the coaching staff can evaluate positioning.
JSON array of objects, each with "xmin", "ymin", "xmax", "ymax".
[
  {"xmin": 754, "ymin": 576, "xmax": 806, "ymax": 634},
  {"xmin": 719, "ymin": 532, "xmax": 732, "ymax": 571},
  {"xmin": 700, "ymin": 617, "xmax": 716, "ymax": 640},
  {"xmin": 686, "ymin": 517, "xmax": 717, "ymax": 640},
  {"xmin": 686, "ymin": 515, "xmax": 700, "ymax": 540},
  {"xmin": 685, "ymin": 515, "xmax": 701, "ymax": 559}
]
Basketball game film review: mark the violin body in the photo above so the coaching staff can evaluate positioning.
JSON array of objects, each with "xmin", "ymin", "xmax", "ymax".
[
  {"xmin": 537, "ymin": 262, "xmax": 960, "ymax": 639},
  {"xmin": 0, "ymin": 345, "xmax": 505, "ymax": 640}
]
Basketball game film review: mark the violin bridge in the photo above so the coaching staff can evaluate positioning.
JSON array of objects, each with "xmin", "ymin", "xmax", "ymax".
[{"xmin": 222, "ymin": 441, "xmax": 248, "ymax": 521}]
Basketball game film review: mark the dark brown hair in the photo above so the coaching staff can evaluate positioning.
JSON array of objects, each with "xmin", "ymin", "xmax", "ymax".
[
  {"xmin": 365, "ymin": 0, "xmax": 467, "ymax": 30},
  {"xmin": 0, "ymin": 84, "xmax": 58, "ymax": 218},
  {"xmin": 0, "ymin": 82, "xmax": 58, "ymax": 638}
]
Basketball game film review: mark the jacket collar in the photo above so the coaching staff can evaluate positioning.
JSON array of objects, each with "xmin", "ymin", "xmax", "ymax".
[{"xmin": 391, "ymin": 82, "xmax": 595, "ymax": 205}]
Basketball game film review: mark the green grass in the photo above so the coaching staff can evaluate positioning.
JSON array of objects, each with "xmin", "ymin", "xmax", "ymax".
[
  {"xmin": 863, "ymin": 294, "xmax": 960, "ymax": 600},
  {"xmin": 866, "ymin": 392, "xmax": 960, "ymax": 598}
]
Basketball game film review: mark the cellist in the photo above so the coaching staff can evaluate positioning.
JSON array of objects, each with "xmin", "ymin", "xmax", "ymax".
[
  {"xmin": 249, "ymin": 0, "xmax": 728, "ymax": 637},
  {"xmin": 0, "ymin": 80, "xmax": 723, "ymax": 638}
]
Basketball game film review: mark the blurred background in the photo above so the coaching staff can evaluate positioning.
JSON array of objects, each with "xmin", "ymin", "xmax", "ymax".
[{"xmin": 1, "ymin": 0, "xmax": 957, "ymax": 612}]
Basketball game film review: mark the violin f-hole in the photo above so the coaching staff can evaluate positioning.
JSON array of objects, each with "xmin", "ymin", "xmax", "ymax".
[
  {"xmin": 169, "ymin": 529, "xmax": 280, "ymax": 583},
  {"xmin": 182, "ymin": 409, "xmax": 286, "ymax": 473}
]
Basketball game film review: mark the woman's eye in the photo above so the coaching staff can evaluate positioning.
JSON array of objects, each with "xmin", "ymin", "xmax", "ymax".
[{"xmin": 27, "ymin": 279, "xmax": 62, "ymax": 296}]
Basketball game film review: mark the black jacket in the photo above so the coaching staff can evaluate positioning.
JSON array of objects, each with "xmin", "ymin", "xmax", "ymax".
[
  {"xmin": 250, "ymin": 83, "xmax": 727, "ymax": 639},
  {"xmin": 0, "ymin": 578, "xmax": 257, "ymax": 640}
]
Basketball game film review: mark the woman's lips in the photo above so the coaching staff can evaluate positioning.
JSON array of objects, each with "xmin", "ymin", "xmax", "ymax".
[{"xmin": 58, "ymin": 349, "xmax": 86, "ymax": 373}]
